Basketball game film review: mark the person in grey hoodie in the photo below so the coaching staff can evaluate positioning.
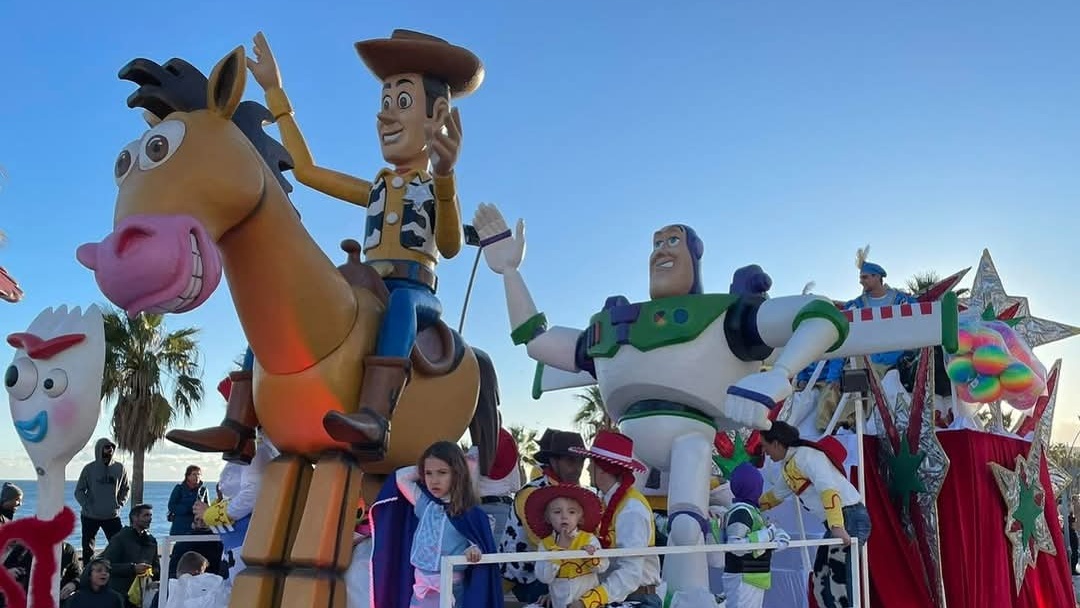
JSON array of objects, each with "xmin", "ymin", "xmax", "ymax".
[{"xmin": 74, "ymin": 438, "xmax": 130, "ymax": 565}]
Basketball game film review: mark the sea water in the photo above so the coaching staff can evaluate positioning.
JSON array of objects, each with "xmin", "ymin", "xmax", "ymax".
[{"xmin": 4, "ymin": 480, "xmax": 212, "ymax": 549}]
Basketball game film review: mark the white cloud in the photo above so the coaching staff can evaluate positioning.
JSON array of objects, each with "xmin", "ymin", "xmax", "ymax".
[{"xmin": 0, "ymin": 440, "xmax": 230, "ymax": 484}]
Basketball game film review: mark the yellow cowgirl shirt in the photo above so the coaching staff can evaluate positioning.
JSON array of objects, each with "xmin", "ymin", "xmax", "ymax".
[
  {"xmin": 535, "ymin": 531, "xmax": 607, "ymax": 581},
  {"xmin": 578, "ymin": 485, "xmax": 662, "ymax": 608},
  {"xmin": 759, "ymin": 446, "xmax": 862, "ymax": 529}
]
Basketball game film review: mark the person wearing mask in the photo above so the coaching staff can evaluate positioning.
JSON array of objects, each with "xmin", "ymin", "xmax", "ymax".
[{"xmin": 74, "ymin": 439, "xmax": 130, "ymax": 565}]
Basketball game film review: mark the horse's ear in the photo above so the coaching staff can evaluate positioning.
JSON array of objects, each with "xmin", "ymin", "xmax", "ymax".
[
  {"xmin": 207, "ymin": 46, "xmax": 246, "ymax": 119},
  {"xmin": 142, "ymin": 110, "xmax": 162, "ymax": 127}
]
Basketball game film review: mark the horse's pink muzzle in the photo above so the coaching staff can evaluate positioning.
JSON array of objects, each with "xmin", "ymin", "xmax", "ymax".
[{"xmin": 77, "ymin": 214, "xmax": 222, "ymax": 317}]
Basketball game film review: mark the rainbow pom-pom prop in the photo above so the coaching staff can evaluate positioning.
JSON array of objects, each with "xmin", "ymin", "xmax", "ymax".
[{"xmin": 946, "ymin": 318, "xmax": 1046, "ymax": 409}]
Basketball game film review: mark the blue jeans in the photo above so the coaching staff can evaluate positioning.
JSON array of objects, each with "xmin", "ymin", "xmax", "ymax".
[
  {"xmin": 818, "ymin": 503, "xmax": 871, "ymax": 607},
  {"xmin": 376, "ymin": 278, "xmax": 442, "ymax": 358}
]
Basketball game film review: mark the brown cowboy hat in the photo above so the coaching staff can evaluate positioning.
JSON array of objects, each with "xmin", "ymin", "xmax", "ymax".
[
  {"xmin": 354, "ymin": 29, "xmax": 484, "ymax": 97},
  {"xmin": 534, "ymin": 429, "xmax": 585, "ymax": 465}
]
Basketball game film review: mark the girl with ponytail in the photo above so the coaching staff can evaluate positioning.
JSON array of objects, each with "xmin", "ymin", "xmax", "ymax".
[{"xmin": 758, "ymin": 421, "xmax": 870, "ymax": 608}]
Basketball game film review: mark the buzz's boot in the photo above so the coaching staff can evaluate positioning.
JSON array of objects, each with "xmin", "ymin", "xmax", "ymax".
[
  {"xmin": 166, "ymin": 370, "xmax": 258, "ymax": 464},
  {"xmin": 322, "ymin": 355, "xmax": 410, "ymax": 462}
]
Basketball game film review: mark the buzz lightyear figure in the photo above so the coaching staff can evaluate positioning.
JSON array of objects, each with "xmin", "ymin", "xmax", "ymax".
[{"xmin": 473, "ymin": 203, "xmax": 957, "ymax": 606}]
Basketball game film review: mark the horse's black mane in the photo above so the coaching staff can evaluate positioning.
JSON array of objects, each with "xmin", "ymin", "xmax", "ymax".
[{"xmin": 118, "ymin": 57, "xmax": 294, "ymax": 195}]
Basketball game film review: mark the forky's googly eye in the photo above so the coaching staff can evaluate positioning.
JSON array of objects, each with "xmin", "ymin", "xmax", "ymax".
[
  {"xmin": 42, "ymin": 369, "xmax": 68, "ymax": 398},
  {"xmin": 5, "ymin": 357, "xmax": 38, "ymax": 401}
]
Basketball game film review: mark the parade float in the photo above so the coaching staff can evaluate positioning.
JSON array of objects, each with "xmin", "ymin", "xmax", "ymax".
[
  {"xmin": 474, "ymin": 203, "xmax": 963, "ymax": 607},
  {"xmin": 0, "ymin": 26, "xmax": 1078, "ymax": 608}
]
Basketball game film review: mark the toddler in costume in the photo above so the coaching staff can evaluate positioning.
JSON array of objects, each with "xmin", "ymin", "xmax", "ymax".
[
  {"xmin": 720, "ymin": 463, "xmax": 789, "ymax": 608},
  {"xmin": 526, "ymin": 484, "xmax": 608, "ymax": 608}
]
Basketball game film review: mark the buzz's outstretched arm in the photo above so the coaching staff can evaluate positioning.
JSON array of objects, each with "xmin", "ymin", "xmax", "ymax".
[
  {"xmin": 725, "ymin": 295, "xmax": 847, "ymax": 430},
  {"xmin": 473, "ymin": 203, "xmax": 590, "ymax": 377},
  {"xmin": 755, "ymin": 295, "xmax": 849, "ymax": 379},
  {"xmin": 724, "ymin": 292, "xmax": 959, "ymax": 429},
  {"xmin": 501, "ymin": 267, "xmax": 584, "ymax": 373}
]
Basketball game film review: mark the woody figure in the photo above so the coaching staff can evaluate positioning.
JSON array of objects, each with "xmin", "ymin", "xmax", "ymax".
[{"xmin": 246, "ymin": 30, "xmax": 481, "ymax": 456}]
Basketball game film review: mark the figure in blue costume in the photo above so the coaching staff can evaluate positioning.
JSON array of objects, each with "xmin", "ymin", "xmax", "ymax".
[
  {"xmin": 843, "ymin": 246, "xmax": 917, "ymax": 374},
  {"xmin": 371, "ymin": 441, "xmax": 504, "ymax": 608}
]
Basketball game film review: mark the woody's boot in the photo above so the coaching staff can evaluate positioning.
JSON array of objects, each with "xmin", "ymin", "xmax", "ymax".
[
  {"xmin": 166, "ymin": 370, "xmax": 258, "ymax": 464},
  {"xmin": 323, "ymin": 355, "xmax": 410, "ymax": 462}
]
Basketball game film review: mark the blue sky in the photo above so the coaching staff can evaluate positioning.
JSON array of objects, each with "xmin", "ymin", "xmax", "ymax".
[{"xmin": 2, "ymin": 1, "xmax": 1080, "ymax": 481}]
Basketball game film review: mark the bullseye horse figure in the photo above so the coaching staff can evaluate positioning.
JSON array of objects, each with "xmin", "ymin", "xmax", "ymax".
[{"xmin": 76, "ymin": 48, "xmax": 500, "ymax": 608}]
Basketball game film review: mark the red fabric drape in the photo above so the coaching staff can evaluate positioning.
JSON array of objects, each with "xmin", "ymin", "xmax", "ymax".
[{"xmin": 863, "ymin": 431, "xmax": 1074, "ymax": 608}]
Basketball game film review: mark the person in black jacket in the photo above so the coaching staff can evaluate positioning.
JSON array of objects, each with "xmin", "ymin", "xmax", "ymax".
[
  {"xmin": 96, "ymin": 504, "xmax": 159, "ymax": 605},
  {"xmin": 67, "ymin": 558, "xmax": 126, "ymax": 608}
]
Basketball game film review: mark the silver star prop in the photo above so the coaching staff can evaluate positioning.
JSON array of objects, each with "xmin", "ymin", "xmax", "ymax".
[
  {"xmin": 989, "ymin": 436, "xmax": 1058, "ymax": 595},
  {"xmin": 1012, "ymin": 361, "xmax": 1072, "ymax": 499},
  {"xmin": 867, "ymin": 350, "xmax": 950, "ymax": 608},
  {"xmin": 959, "ymin": 249, "xmax": 1080, "ymax": 348}
]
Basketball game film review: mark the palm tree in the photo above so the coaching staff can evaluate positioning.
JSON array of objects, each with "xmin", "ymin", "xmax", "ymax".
[
  {"xmin": 573, "ymin": 386, "xmax": 613, "ymax": 443},
  {"xmin": 101, "ymin": 308, "xmax": 204, "ymax": 504},
  {"xmin": 508, "ymin": 425, "xmax": 540, "ymax": 465}
]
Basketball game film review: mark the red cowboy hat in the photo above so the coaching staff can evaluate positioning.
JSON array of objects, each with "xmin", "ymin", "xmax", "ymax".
[
  {"xmin": 355, "ymin": 29, "xmax": 484, "ymax": 97},
  {"xmin": 570, "ymin": 429, "xmax": 647, "ymax": 473},
  {"xmin": 524, "ymin": 483, "xmax": 604, "ymax": 539},
  {"xmin": 487, "ymin": 428, "xmax": 520, "ymax": 481}
]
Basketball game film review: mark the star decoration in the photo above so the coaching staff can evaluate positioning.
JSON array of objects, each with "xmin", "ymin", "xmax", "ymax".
[
  {"xmin": 867, "ymin": 349, "xmax": 950, "ymax": 607},
  {"xmin": 885, "ymin": 435, "xmax": 928, "ymax": 511},
  {"xmin": 713, "ymin": 430, "xmax": 754, "ymax": 478},
  {"xmin": 989, "ymin": 441, "xmax": 1057, "ymax": 594},
  {"xmin": 915, "ymin": 266, "xmax": 971, "ymax": 303},
  {"xmin": 959, "ymin": 249, "xmax": 1080, "ymax": 348},
  {"xmin": 1012, "ymin": 361, "xmax": 1073, "ymax": 500},
  {"xmin": 404, "ymin": 177, "xmax": 435, "ymax": 209}
]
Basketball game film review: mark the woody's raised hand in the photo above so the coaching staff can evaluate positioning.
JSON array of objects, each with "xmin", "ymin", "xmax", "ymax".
[
  {"xmin": 246, "ymin": 31, "xmax": 283, "ymax": 91},
  {"xmin": 428, "ymin": 107, "xmax": 463, "ymax": 176}
]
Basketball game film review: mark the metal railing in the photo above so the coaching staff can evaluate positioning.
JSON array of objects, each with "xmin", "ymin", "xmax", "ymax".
[
  {"xmin": 439, "ymin": 536, "xmax": 862, "ymax": 608},
  {"xmin": 158, "ymin": 533, "xmax": 222, "ymax": 607}
]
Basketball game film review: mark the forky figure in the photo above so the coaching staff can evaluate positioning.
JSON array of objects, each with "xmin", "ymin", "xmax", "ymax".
[
  {"xmin": 2, "ymin": 305, "xmax": 106, "ymax": 608},
  {"xmin": 474, "ymin": 203, "xmax": 957, "ymax": 607}
]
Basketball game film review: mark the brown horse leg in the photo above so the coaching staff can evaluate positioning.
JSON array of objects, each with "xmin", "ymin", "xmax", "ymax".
[
  {"xmin": 323, "ymin": 355, "xmax": 410, "ymax": 461},
  {"xmin": 231, "ymin": 454, "xmax": 313, "ymax": 608},
  {"xmin": 280, "ymin": 451, "xmax": 363, "ymax": 608},
  {"xmin": 167, "ymin": 370, "xmax": 258, "ymax": 463}
]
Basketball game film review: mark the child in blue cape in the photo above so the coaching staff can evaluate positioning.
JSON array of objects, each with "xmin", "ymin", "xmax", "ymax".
[{"xmin": 371, "ymin": 440, "xmax": 505, "ymax": 608}]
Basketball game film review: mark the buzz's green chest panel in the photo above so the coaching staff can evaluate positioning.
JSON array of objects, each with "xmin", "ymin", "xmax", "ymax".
[{"xmin": 585, "ymin": 294, "xmax": 740, "ymax": 358}]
